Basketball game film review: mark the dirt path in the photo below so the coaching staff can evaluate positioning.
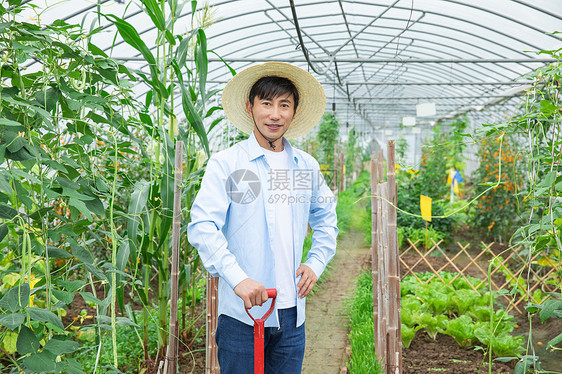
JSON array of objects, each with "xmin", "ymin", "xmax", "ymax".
[{"xmin": 302, "ymin": 230, "xmax": 371, "ymax": 374}]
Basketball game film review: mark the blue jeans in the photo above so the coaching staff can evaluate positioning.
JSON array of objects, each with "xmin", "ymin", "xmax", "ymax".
[{"xmin": 216, "ymin": 307, "xmax": 305, "ymax": 374}]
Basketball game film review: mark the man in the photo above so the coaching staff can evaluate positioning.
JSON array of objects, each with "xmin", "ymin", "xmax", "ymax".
[{"xmin": 187, "ymin": 62, "xmax": 338, "ymax": 373}]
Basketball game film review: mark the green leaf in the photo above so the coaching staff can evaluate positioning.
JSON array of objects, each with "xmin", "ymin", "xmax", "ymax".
[
  {"xmin": 0, "ymin": 313, "xmax": 25, "ymax": 330},
  {"xmin": 0, "ymin": 223, "xmax": 8, "ymax": 242},
  {"xmin": 46, "ymin": 246, "xmax": 72, "ymax": 258},
  {"xmin": 71, "ymin": 244, "xmax": 94, "ymax": 264},
  {"xmin": 35, "ymin": 87, "xmax": 61, "ymax": 112},
  {"xmin": 0, "ymin": 283, "xmax": 30, "ymax": 312},
  {"xmin": 27, "ymin": 307, "xmax": 65, "ymax": 331},
  {"xmin": 80, "ymin": 292, "xmax": 108, "ymax": 307},
  {"xmin": 56, "ymin": 176, "xmax": 80, "ymax": 190},
  {"xmin": 127, "ymin": 180, "xmax": 150, "ymax": 252},
  {"xmin": 540, "ymin": 299, "xmax": 562, "ymax": 323},
  {"xmin": 44, "ymin": 336, "xmax": 79, "ymax": 355},
  {"xmin": 116, "ymin": 241, "xmax": 130, "ymax": 274},
  {"xmin": 196, "ymin": 28, "xmax": 208, "ymax": 106},
  {"xmin": 102, "ymin": 13, "xmax": 166, "ymax": 98},
  {"xmin": 55, "ymin": 357, "xmax": 86, "ymax": 374},
  {"xmin": 17, "ymin": 325, "xmax": 40, "ymax": 355},
  {"xmin": 0, "ymin": 118, "xmax": 24, "ymax": 127},
  {"xmin": 172, "ymin": 61, "xmax": 210, "ymax": 156},
  {"xmin": 175, "ymin": 29, "xmax": 198, "ymax": 68},
  {"xmin": 23, "ymin": 351, "xmax": 57, "ymax": 373},
  {"xmin": 88, "ymin": 42, "xmax": 108, "ymax": 57},
  {"xmin": 159, "ymin": 133, "xmax": 175, "ymax": 245},
  {"xmin": 0, "ymin": 203, "xmax": 17, "ymax": 219},
  {"xmin": 142, "ymin": 0, "xmax": 166, "ymax": 31},
  {"xmin": 52, "ymin": 289, "xmax": 75, "ymax": 305},
  {"xmin": 208, "ymin": 50, "xmax": 236, "ymax": 76},
  {"xmin": 68, "ymin": 198, "xmax": 93, "ymax": 221},
  {"xmin": 56, "ymin": 279, "xmax": 85, "ymax": 293},
  {"xmin": 547, "ymin": 332, "xmax": 562, "ymax": 350},
  {"xmin": 84, "ymin": 195, "xmax": 105, "ymax": 216},
  {"xmin": 84, "ymin": 263, "xmax": 107, "ymax": 281}
]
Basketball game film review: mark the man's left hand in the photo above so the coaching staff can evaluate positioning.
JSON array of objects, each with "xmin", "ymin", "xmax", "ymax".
[{"xmin": 296, "ymin": 264, "xmax": 317, "ymax": 298}]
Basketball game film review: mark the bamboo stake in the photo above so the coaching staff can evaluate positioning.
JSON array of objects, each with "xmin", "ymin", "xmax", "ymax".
[
  {"xmin": 206, "ymin": 275, "xmax": 219, "ymax": 373},
  {"xmin": 333, "ymin": 143, "xmax": 338, "ymax": 192},
  {"xmin": 386, "ymin": 140, "xmax": 401, "ymax": 374},
  {"xmin": 378, "ymin": 182, "xmax": 389, "ymax": 369},
  {"xmin": 165, "ymin": 141, "xmax": 183, "ymax": 374},
  {"xmin": 340, "ymin": 146, "xmax": 345, "ymax": 192},
  {"xmin": 371, "ymin": 152, "xmax": 380, "ymax": 357},
  {"xmin": 378, "ymin": 150, "xmax": 384, "ymax": 183}
]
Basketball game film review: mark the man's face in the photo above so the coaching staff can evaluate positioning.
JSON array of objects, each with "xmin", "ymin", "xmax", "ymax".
[{"xmin": 246, "ymin": 93, "xmax": 296, "ymax": 141}]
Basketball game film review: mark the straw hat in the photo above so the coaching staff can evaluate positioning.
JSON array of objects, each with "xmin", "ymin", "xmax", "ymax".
[{"xmin": 222, "ymin": 62, "xmax": 326, "ymax": 140}]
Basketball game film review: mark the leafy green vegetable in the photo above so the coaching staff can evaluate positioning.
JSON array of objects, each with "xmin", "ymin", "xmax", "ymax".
[
  {"xmin": 444, "ymin": 315, "xmax": 475, "ymax": 348},
  {"xmin": 419, "ymin": 313, "xmax": 447, "ymax": 340},
  {"xmin": 401, "ymin": 323, "xmax": 422, "ymax": 349},
  {"xmin": 451, "ymin": 289, "xmax": 481, "ymax": 315}
]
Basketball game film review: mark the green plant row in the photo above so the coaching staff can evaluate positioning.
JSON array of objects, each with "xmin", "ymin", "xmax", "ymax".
[
  {"xmin": 345, "ymin": 270, "xmax": 382, "ymax": 373},
  {"xmin": 401, "ymin": 271, "xmax": 525, "ymax": 359},
  {"xmin": 397, "ymin": 226, "xmax": 446, "ymax": 249}
]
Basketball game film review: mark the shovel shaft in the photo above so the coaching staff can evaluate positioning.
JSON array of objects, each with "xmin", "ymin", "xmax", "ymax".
[
  {"xmin": 254, "ymin": 318, "xmax": 266, "ymax": 373},
  {"xmin": 246, "ymin": 289, "xmax": 277, "ymax": 374}
]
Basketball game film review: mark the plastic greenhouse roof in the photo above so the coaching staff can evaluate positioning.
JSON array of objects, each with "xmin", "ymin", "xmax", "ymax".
[{"xmin": 15, "ymin": 0, "xmax": 562, "ymax": 147}]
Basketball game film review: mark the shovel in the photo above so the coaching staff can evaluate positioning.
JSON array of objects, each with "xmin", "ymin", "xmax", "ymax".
[{"xmin": 245, "ymin": 288, "xmax": 277, "ymax": 374}]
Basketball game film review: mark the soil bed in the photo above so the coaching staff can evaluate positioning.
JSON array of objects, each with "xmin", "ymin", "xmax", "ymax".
[{"xmin": 404, "ymin": 333, "xmax": 513, "ymax": 374}]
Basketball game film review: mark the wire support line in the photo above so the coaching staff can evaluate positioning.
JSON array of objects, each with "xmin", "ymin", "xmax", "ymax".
[{"xmin": 113, "ymin": 56, "xmax": 557, "ymax": 64}]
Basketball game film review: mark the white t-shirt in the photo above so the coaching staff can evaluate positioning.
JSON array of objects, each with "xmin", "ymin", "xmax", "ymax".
[{"xmin": 263, "ymin": 148, "xmax": 296, "ymax": 309}]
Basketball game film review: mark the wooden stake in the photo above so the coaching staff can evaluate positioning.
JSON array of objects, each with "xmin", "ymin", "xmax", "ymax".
[
  {"xmin": 386, "ymin": 140, "xmax": 401, "ymax": 373},
  {"xmin": 206, "ymin": 275, "xmax": 219, "ymax": 373},
  {"xmin": 378, "ymin": 182, "xmax": 389, "ymax": 369},
  {"xmin": 333, "ymin": 143, "xmax": 338, "ymax": 193},
  {"xmin": 371, "ymin": 152, "xmax": 380, "ymax": 357},
  {"xmin": 164, "ymin": 141, "xmax": 183, "ymax": 374},
  {"xmin": 340, "ymin": 146, "xmax": 345, "ymax": 192},
  {"xmin": 378, "ymin": 149, "xmax": 384, "ymax": 183}
]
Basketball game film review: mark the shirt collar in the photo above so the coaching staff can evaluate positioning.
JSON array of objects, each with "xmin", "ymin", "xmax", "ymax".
[{"xmin": 247, "ymin": 131, "xmax": 300, "ymax": 166}]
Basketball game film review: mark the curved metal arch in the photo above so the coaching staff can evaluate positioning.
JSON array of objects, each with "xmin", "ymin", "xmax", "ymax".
[
  {"xmin": 268, "ymin": 0, "xmax": 550, "ymax": 54},
  {"xmin": 200, "ymin": 2, "xmax": 546, "ymax": 63},
  {"xmin": 441, "ymin": 0, "xmax": 561, "ymax": 41},
  {"xmin": 204, "ymin": 35, "xmax": 510, "ymax": 88},
  {"xmin": 202, "ymin": 8, "xmax": 542, "ymax": 90},
  {"xmin": 104, "ymin": 2, "xmax": 549, "ymax": 94},
  {"xmin": 200, "ymin": 19, "xmax": 520, "ymax": 91},
  {"xmin": 41, "ymin": 0, "xmax": 557, "ymax": 130}
]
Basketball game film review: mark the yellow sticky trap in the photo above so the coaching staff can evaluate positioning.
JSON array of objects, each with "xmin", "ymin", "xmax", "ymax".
[
  {"xmin": 447, "ymin": 170, "xmax": 455, "ymax": 185},
  {"xmin": 420, "ymin": 195, "xmax": 432, "ymax": 222},
  {"xmin": 453, "ymin": 180, "xmax": 460, "ymax": 195}
]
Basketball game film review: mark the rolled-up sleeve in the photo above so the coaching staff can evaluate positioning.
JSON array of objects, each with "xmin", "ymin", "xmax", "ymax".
[
  {"xmin": 187, "ymin": 156, "xmax": 248, "ymax": 289},
  {"xmin": 304, "ymin": 161, "xmax": 338, "ymax": 278}
]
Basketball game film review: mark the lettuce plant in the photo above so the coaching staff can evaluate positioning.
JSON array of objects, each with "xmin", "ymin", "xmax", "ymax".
[
  {"xmin": 444, "ymin": 315, "xmax": 475, "ymax": 348},
  {"xmin": 475, "ymin": 323, "xmax": 525, "ymax": 357},
  {"xmin": 419, "ymin": 313, "xmax": 447, "ymax": 340},
  {"xmin": 451, "ymin": 289, "xmax": 481, "ymax": 315},
  {"xmin": 401, "ymin": 323, "xmax": 422, "ymax": 349}
]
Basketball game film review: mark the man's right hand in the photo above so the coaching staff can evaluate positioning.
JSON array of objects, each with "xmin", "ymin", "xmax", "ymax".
[{"xmin": 233, "ymin": 278, "xmax": 268, "ymax": 309}]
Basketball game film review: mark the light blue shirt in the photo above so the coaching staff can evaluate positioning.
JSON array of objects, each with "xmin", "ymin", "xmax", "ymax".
[{"xmin": 187, "ymin": 132, "xmax": 338, "ymax": 327}]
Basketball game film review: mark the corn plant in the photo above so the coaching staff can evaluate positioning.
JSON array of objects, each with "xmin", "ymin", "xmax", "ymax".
[{"xmin": 104, "ymin": 0, "xmax": 231, "ymax": 358}]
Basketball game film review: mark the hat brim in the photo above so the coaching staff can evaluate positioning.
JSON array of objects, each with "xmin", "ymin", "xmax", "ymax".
[{"xmin": 222, "ymin": 62, "xmax": 326, "ymax": 140}]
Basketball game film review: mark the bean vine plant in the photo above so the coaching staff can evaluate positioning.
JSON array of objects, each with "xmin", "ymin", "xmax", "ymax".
[{"xmin": 0, "ymin": 0, "xmax": 228, "ymax": 372}]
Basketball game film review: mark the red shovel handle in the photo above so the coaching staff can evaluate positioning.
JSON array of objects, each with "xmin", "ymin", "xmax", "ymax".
[{"xmin": 245, "ymin": 288, "xmax": 277, "ymax": 374}]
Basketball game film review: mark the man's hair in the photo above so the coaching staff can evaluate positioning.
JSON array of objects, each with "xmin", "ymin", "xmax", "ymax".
[{"xmin": 248, "ymin": 76, "xmax": 299, "ymax": 111}]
